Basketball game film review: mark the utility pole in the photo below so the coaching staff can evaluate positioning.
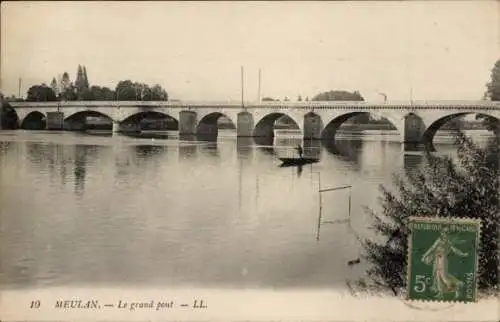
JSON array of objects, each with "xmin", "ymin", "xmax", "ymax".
[
  {"xmin": 241, "ymin": 66, "xmax": 245, "ymax": 108},
  {"xmin": 18, "ymin": 78, "xmax": 22, "ymax": 99},
  {"xmin": 257, "ymin": 68, "xmax": 261, "ymax": 103}
]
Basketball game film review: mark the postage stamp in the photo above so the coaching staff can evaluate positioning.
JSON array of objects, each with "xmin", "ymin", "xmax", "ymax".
[{"xmin": 406, "ymin": 216, "xmax": 481, "ymax": 303}]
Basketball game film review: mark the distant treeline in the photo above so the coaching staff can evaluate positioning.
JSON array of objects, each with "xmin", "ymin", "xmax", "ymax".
[{"xmin": 6, "ymin": 65, "xmax": 168, "ymax": 102}]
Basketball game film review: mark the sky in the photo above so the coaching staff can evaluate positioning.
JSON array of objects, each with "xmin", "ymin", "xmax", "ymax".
[{"xmin": 1, "ymin": 1, "xmax": 499, "ymax": 102}]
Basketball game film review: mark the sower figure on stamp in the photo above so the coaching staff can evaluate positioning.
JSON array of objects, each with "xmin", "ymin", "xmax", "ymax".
[
  {"xmin": 421, "ymin": 227, "xmax": 469, "ymax": 299},
  {"xmin": 295, "ymin": 144, "xmax": 303, "ymax": 158}
]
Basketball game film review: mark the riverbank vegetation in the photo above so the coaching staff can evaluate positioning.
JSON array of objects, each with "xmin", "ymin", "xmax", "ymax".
[
  {"xmin": 358, "ymin": 59, "xmax": 500, "ymax": 297},
  {"xmin": 358, "ymin": 129, "xmax": 499, "ymax": 296},
  {"xmin": 11, "ymin": 65, "xmax": 169, "ymax": 102},
  {"xmin": 0, "ymin": 98, "xmax": 19, "ymax": 129}
]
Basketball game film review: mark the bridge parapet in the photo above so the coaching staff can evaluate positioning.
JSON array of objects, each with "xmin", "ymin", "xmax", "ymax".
[{"xmin": 8, "ymin": 100, "xmax": 500, "ymax": 110}]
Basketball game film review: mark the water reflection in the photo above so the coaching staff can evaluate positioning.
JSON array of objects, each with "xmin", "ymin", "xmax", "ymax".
[
  {"xmin": 26, "ymin": 142, "xmax": 50, "ymax": 167},
  {"xmin": 179, "ymin": 135, "xmax": 198, "ymax": 160},
  {"xmin": 123, "ymin": 132, "xmax": 170, "ymax": 140},
  {"xmin": 255, "ymin": 144, "xmax": 276, "ymax": 157},
  {"xmin": 135, "ymin": 145, "xmax": 168, "ymax": 159},
  {"xmin": 403, "ymin": 142, "xmax": 426, "ymax": 153},
  {"xmin": 0, "ymin": 141, "xmax": 12, "ymax": 156},
  {"xmin": 199, "ymin": 142, "xmax": 219, "ymax": 157},
  {"xmin": 253, "ymin": 136, "xmax": 274, "ymax": 147},
  {"xmin": 236, "ymin": 137, "xmax": 254, "ymax": 161},
  {"xmin": 195, "ymin": 133, "xmax": 218, "ymax": 143},
  {"xmin": 0, "ymin": 130, "xmax": 480, "ymax": 290},
  {"xmin": 403, "ymin": 153, "xmax": 424, "ymax": 176},
  {"xmin": 86, "ymin": 131, "xmax": 113, "ymax": 138},
  {"xmin": 303, "ymin": 139, "xmax": 321, "ymax": 159},
  {"xmin": 114, "ymin": 145, "xmax": 133, "ymax": 181},
  {"xmin": 73, "ymin": 145, "xmax": 107, "ymax": 196},
  {"xmin": 297, "ymin": 165, "xmax": 303, "ymax": 177},
  {"xmin": 74, "ymin": 147, "xmax": 86, "ymax": 195},
  {"xmin": 275, "ymin": 136, "xmax": 302, "ymax": 159},
  {"xmin": 322, "ymin": 138, "xmax": 363, "ymax": 164},
  {"xmin": 54, "ymin": 144, "xmax": 68, "ymax": 185}
]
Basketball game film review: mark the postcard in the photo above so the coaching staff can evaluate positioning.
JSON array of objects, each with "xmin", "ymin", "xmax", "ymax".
[{"xmin": 1, "ymin": 1, "xmax": 499, "ymax": 321}]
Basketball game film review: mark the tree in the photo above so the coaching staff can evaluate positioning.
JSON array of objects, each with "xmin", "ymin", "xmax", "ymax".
[
  {"xmin": 115, "ymin": 80, "xmax": 168, "ymax": 101},
  {"xmin": 50, "ymin": 77, "xmax": 59, "ymax": 96},
  {"xmin": 476, "ymin": 114, "xmax": 499, "ymax": 138},
  {"xmin": 359, "ymin": 128, "xmax": 499, "ymax": 295},
  {"xmin": 150, "ymin": 84, "xmax": 168, "ymax": 101},
  {"xmin": 312, "ymin": 90, "xmax": 365, "ymax": 101},
  {"xmin": 59, "ymin": 72, "xmax": 75, "ymax": 100},
  {"xmin": 89, "ymin": 86, "xmax": 115, "ymax": 100},
  {"xmin": 26, "ymin": 84, "xmax": 58, "ymax": 101},
  {"xmin": 60, "ymin": 72, "xmax": 71, "ymax": 91},
  {"xmin": 115, "ymin": 80, "xmax": 138, "ymax": 100},
  {"xmin": 441, "ymin": 115, "xmax": 465, "ymax": 130},
  {"xmin": 4, "ymin": 95, "xmax": 24, "ymax": 102},
  {"xmin": 1, "ymin": 94, "xmax": 19, "ymax": 129},
  {"xmin": 297, "ymin": 95, "xmax": 303, "ymax": 101},
  {"xmin": 64, "ymin": 83, "xmax": 77, "ymax": 101},
  {"xmin": 312, "ymin": 90, "xmax": 367, "ymax": 123},
  {"xmin": 75, "ymin": 65, "xmax": 88, "ymax": 100},
  {"xmin": 75, "ymin": 65, "xmax": 84, "ymax": 92},
  {"xmin": 261, "ymin": 97, "xmax": 276, "ymax": 101},
  {"xmin": 57, "ymin": 74, "xmax": 63, "ymax": 94},
  {"xmin": 83, "ymin": 66, "xmax": 89, "ymax": 89},
  {"xmin": 137, "ymin": 83, "xmax": 151, "ymax": 100},
  {"xmin": 485, "ymin": 59, "xmax": 500, "ymax": 101}
]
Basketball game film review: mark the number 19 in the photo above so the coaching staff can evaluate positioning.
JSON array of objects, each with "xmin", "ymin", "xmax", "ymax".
[{"xmin": 30, "ymin": 300, "xmax": 41, "ymax": 309}]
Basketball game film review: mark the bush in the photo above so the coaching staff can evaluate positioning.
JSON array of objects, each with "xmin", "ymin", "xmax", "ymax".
[
  {"xmin": 359, "ymin": 129, "xmax": 499, "ymax": 296},
  {"xmin": 0, "ymin": 99, "xmax": 19, "ymax": 129}
]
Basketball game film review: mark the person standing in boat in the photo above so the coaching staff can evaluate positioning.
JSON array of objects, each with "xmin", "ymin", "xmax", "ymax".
[{"xmin": 295, "ymin": 144, "xmax": 303, "ymax": 158}]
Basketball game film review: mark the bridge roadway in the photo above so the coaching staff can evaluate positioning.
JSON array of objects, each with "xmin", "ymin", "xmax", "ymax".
[{"xmin": 5, "ymin": 100, "xmax": 500, "ymax": 147}]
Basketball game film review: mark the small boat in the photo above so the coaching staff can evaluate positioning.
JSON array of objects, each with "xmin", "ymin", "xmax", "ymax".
[
  {"xmin": 347, "ymin": 258, "xmax": 361, "ymax": 266},
  {"xmin": 279, "ymin": 157, "xmax": 319, "ymax": 167}
]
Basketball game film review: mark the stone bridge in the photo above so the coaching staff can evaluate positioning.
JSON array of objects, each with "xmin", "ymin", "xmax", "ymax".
[{"xmin": 5, "ymin": 100, "xmax": 500, "ymax": 147}]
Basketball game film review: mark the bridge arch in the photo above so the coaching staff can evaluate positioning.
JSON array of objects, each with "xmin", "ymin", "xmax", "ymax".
[
  {"xmin": 321, "ymin": 138, "xmax": 363, "ymax": 165},
  {"xmin": 321, "ymin": 111, "xmax": 399, "ymax": 140},
  {"xmin": 422, "ymin": 112, "xmax": 500, "ymax": 148},
  {"xmin": 253, "ymin": 112, "xmax": 301, "ymax": 138},
  {"xmin": 21, "ymin": 111, "xmax": 46, "ymax": 130},
  {"xmin": 196, "ymin": 112, "xmax": 236, "ymax": 137},
  {"xmin": 120, "ymin": 111, "xmax": 179, "ymax": 132},
  {"xmin": 64, "ymin": 110, "xmax": 114, "ymax": 131}
]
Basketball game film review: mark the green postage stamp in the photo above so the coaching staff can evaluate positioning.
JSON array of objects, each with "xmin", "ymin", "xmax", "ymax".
[{"xmin": 406, "ymin": 217, "xmax": 481, "ymax": 303}]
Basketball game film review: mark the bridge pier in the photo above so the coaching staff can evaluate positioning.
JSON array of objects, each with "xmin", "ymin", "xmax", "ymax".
[
  {"xmin": 402, "ymin": 114, "xmax": 426, "ymax": 145},
  {"xmin": 179, "ymin": 111, "xmax": 197, "ymax": 135},
  {"xmin": 237, "ymin": 112, "xmax": 254, "ymax": 137},
  {"xmin": 112, "ymin": 120, "xmax": 120, "ymax": 133},
  {"xmin": 304, "ymin": 113, "xmax": 323, "ymax": 139},
  {"xmin": 46, "ymin": 112, "xmax": 64, "ymax": 130}
]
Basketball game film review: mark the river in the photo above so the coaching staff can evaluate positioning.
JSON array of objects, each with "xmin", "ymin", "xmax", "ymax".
[{"xmin": 0, "ymin": 129, "xmax": 492, "ymax": 290}]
